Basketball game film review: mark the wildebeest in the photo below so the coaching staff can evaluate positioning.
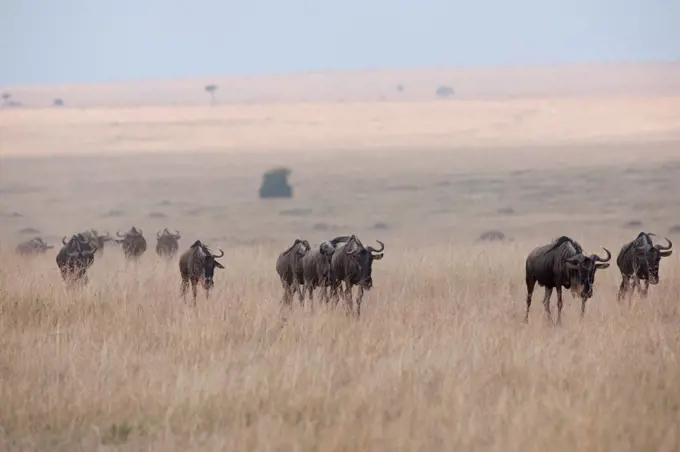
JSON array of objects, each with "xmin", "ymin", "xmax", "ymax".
[
  {"xmin": 81, "ymin": 229, "xmax": 113, "ymax": 256},
  {"xmin": 115, "ymin": 226, "xmax": 147, "ymax": 260},
  {"xmin": 301, "ymin": 236, "xmax": 351, "ymax": 304},
  {"xmin": 178, "ymin": 240, "xmax": 225, "ymax": 303},
  {"xmin": 330, "ymin": 235, "xmax": 385, "ymax": 317},
  {"xmin": 616, "ymin": 232, "xmax": 672, "ymax": 301},
  {"xmin": 275, "ymin": 238, "xmax": 311, "ymax": 306},
  {"xmin": 156, "ymin": 228, "xmax": 181, "ymax": 259},
  {"xmin": 15, "ymin": 237, "xmax": 54, "ymax": 256},
  {"xmin": 55, "ymin": 233, "xmax": 98, "ymax": 287},
  {"xmin": 524, "ymin": 236, "xmax": 611, "ymax": 324}
]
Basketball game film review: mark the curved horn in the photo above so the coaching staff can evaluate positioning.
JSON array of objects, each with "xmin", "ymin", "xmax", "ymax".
[
  {"xmin": 213, "ymin": 248, "xmax": 224, "ymax": 258},
  {"xmin": 593, "ymin": 247, "xmax": 611, "ymax": 263},
  {"xmin": 174, "ymin": 229, "xmax": 180, "ymax": 238},
  {"xmin": 344, "ymin": 236, "xmax": 360, "ymax": 255},
  {"xmin": 137, "ymin": 228, "xmax": 143, "ymax": 236},
  {"xmin": 655, "ymin": 237, "xmax": 672, "ymax": 251},
  {"xmin": 367, "ymin": 240, "xmax": 385, "ymax": 254},
  {"xmin": 157, "ymin": 230, "xmax": 162, "ymax": 238},
  {"xmin": 62, "ymin": 236, "xmax": 68, "ymax": 245}
]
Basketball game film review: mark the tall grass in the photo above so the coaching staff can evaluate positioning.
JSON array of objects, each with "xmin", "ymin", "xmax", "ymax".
[{"xmin": 1, "ymin": 242, "xmax": 679, "ymax": 451}]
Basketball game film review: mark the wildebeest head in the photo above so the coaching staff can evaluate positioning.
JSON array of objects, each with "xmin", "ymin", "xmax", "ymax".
[
  {"xmin": 190, "ymin": 240, "xmax": 225, "ymax": 290},
  {"xmin": 343, "ymin": 235, "xmax": 385, "ymax": 289},
  {"xmin": 632, "ymin": 233, "xmax": 672, "ymax": 284},
  {"xmin": 60, "ymin": 233, "xmax": 98, "ymax": 261},
  {"xmin": 16, "ymin": 237, "xmax": 54, "ymax": 255},
  {"xmin": 157, "ymin": 228, "xmax": 181, "ymax": 240},
  {"xmin": 117, "ymin": 226, "xmax": 143, "ymax": 239},
  {"xmin": 565, "ymin": 247, "xmax": 611, "ymax": 299},
  {"xmin": 283, "ymin": 238, "xmax": 311, "ymax": 257},
  {"xmin": 82, "ymin": 229, "xmax": 113, "ymax": 255}
]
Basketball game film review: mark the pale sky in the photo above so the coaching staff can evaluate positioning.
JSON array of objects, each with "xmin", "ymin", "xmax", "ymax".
[{"xmin": 1, "ymin": 0, "xmax": 678, "ymax": 84}]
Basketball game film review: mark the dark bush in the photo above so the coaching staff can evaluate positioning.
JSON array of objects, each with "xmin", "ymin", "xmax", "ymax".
[
  {"xmin": 435, "ymin": 85, "xmax": 455, "ymax": 98},
  {"xmin": 259, "ymin": 167, "xmax": 293, "ymax": 199}
]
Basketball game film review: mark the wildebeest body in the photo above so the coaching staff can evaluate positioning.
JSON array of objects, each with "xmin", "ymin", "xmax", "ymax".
[
  {"xmin": 616, "ymin": 232, "xmax": 672, "ymax": 300},
  {"xmin": 301, "ymin": 236, "xmax": 351, "ymax": 304},
  {"xmin": 276, "ymin": 239, "xmax": 311, "ymax": 306},
  {"xmin": 524, "ymin": 235, "xmax": 611, "ymax": 324},
  {"xmin": 15, "ymin": 237, "xmax": 54, "ymax": 256},
  {"xmin": 330, "ymin": 235, "xmax": 385, "ymax": 317},
  {"xmin": 178, "ymin": 240, "xmax": 225, "ymax": 303},
  {"xmin": 116, "ymin": 227, "xmax": 147, "ymax": 260},
  {"xmin": 55, "ymin": 233, "xmax": 98, "ymax": 287},
  {"xmin": 156, "ymin": 228, "xmax": 181, "ymax": 259}
]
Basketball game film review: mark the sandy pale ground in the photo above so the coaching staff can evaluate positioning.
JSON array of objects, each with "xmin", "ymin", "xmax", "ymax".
[{"xmin": 1, "ymin": 63, "xmax": 680, "ymax": 451}]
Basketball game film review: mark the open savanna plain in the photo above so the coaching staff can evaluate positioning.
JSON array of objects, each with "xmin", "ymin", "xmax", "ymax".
[{"xmin": 2, "ymin": 70, "xmax": 680, "ymax": 450}]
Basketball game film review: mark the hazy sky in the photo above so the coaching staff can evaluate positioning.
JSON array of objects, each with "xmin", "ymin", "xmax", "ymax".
[{"xmin": 1, "ymin": 0, "xmax": 678, "ymax": 84}]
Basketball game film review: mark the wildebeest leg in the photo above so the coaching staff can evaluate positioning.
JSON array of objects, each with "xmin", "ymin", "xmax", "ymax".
[
  {"xmin": 617, "ymin": 275, "xmax": 630, "ymax": 302},
  {"xmin": 343, "ymin": 282, "xmax": 354, "ymax": 315},
  {"xmin": 580, "ymin": 297, "xmax": 587, "ymax": 319},
  {"xmin": 641, "ymin": 280, "xmax": 650, "ymax": 298},
  {"xmin": 542, "ymin": 287, "xmax": 553, "ymax": 323},
  {"xmin": 556, "ymin": 287, "xmax": 564, "ymax": 325},
  {"xmin": 524, "ymin": 277, "xmax": 536, "ymax": 323},
  {"xmin": 180, "ymin": 278, "xmax": 189, "ymax": 301},
  {"xmin": 356, "ymin": 286, "xmax": 365, "ymax": 317},
  {"xmin": 191, "ymin": 279, "xmax": 198, "ymax": 305}
]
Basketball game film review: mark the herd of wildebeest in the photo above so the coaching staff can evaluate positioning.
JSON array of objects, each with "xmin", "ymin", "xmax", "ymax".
[{"xmin": 10, "ymin": 226, "xmax": 674, "ymax": 322}]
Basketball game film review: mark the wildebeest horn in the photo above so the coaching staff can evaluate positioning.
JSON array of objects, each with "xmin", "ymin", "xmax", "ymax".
[
  {"xmin": 592, "ymin": 247, "xmax": 611, "ymax": 263},
  {"xmin": 62, "ymin": 236, "xmax": 68, "ymax": 245},
  {"xmin": 329, "ymin": 236, "xmax": 351, "ymax": 246},
  {"xmin": 213, "ymin": 248, "xmax": 224, "ymax": 258},
  {"xmin": 655, "ymin": 237, "xmax": 672, "ymax": 251},
  {"xmin": 367, "ymin": 240, "xmax": 385, "ymax": 254},
  {"xmin": 157, "ymin": 230, "xmax": 162, "ymax": 238},
  {"xmin": 174, "ymin": 229, "xmax": 180, "ymax": 237}
]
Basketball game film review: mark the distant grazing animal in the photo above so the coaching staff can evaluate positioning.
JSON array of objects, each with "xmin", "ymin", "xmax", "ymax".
[
  {"xmin": 275, "ymin": 239, "xmax": 311, "ymax": 306},
  {"xmin": 81, "ymin": 229, "xmax": 113, "ymax": 256},
  {"xmin": 55, "ymin": 233, "xmax": 98, "ymax": 287},
  {"xmin": 616, "ymin": 232, "xmax": 672, "ymax": 301},
  {"xmin": 115, "ymin": 226, "xmax": 147, "ymax": 260},
  {"xmin": 156, "ymin": 228, "xmax": 181, "ymax": 259},
  {"xmin": 524, "ymin": 236, "xmax": 611, "ymax": 324},
  {"xmin": 330, "ymin": 235, "xmax": 385, "ymax": 317},
  {"xmin": 301, "ymin": 236, "xmax": 351, "ymax": 304},
  {"xmin": 15, "ymin": 237, "xmax": 54, "ymax": 256},
  {"xmin": 178, "ymin": 240, "xmax": 225, "ymax": 303}
]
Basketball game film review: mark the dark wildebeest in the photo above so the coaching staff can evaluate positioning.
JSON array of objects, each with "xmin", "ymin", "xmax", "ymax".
[
  {"xmin": 55, "ymin": 233, "xmax": 98, "ymax": 287},
  {"xmin": 115, "ymin": 226, "xmax": 147, "ymax": 260},
  {"xmin": 330, "ymin": 235, "xmax": 385, "ymax": 317},
  {"xmin": 301, "ymin": 236, "xmax": 351, "ymax": 305},
  {"xmin": 616, "ymin": 232, "xmax": 672, "ymax": 301},
  {"xmin": 524, "ymin": 236, "xmax": 611, "ymax": 324},
  {"xmin": 178, "ymin": 240, "xmax": 225, "ymax": 303},
  {"xmin": 15, "ymin": 237, "xmax": 54, "ymax": 256},
  {"xmin": 156, "ymin": 228, "xmax": 181, "ymax": 259},
  {"xmin": 275, "ymin": 238, "xmax": 311, "ymax": 307},
  {"xmin": 81, "ymin": 229, "xmax": 113, "ymax": 256}
]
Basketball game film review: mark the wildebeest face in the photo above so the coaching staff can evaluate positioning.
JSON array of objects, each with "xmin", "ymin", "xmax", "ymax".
[
  {"xmin": 345, "ymin": 237, "xmax": 385, "ymax": 290},
  {"xmin": 566, "ymin": 250, "xmax": 611, "ymax": 299},
  {"xmin": 634, "ymin": 237, "xmax": 672, "ymax": 284},
  {"xmin": 201, "ymin": 256, "xmax": 224, "ymax": 289}
]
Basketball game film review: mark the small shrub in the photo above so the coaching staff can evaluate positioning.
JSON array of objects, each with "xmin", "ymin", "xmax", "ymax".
[
  {"xmin": 259, "ymin": 168, "xmax": 293, "ymax": 199},
  {"xmin": 668, "ymin": 225, "xmax": 680, "ymax": 234},
  {"xmin": 624, "ymin": 220, "xmax": 643, "ymax": 229},
  {"xmin": 279, "ymin": 208, "xmax": 312, "ymax": 217},
  {"xmin": 18, "ymin": 227, "xmax": 40, "ymax": 235},
  {"xmin": 435, "ymin": 85, "xmax": 455, "ymax": 98},
  {"xmin": 477, "ymin": 230, "xmax": 506, "ymax": 242},
  {"xmin": 148, "ymin": 211, "xmax": 167, "ymax": 218}
]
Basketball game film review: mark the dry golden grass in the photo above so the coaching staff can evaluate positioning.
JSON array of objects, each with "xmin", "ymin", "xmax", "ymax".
[
  {"xmin": 1, "ymin": 238, "xmax": 680, "ymax": 451},
  {"xmin": 2, "ymin": 64, "xmax": 680, "ymax": 450}
]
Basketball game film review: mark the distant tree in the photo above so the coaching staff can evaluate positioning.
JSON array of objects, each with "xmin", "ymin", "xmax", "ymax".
[
  {"xmin": 259, "ymin": 167, "xmax": 293, "ymax": 199},
  {"xmin": 53, "ymin": 98, "xmax": 65, "ymax": 107},
  {"xmin": 204, "ymin": 84, "xmax": 218, "ymax": 106},
  {"xmin": 396, "ymin": 84, "xmax": 404, "ymax": 93},
  {"xmin": 435, "ymin": 85, "xmax": 455, "ymax": 98}
]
